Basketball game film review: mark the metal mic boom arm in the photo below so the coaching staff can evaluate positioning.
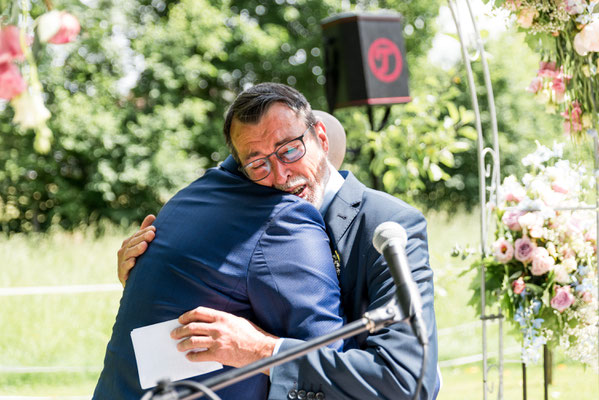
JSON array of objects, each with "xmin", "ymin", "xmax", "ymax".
[{"xmin": 142, "ymin": 300, "xmax": 405, "ymax": 400}]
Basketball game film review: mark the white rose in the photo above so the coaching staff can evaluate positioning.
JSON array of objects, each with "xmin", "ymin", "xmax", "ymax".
[
  {"xmin": 517, "ymin": 7, "xmax": 538, "ymax": 29},
  {"xmin": 553, "ymin": 264, "xmax": 570, "ymax": 284},
  {"xmin": 11, "ymin": 89, "xmax": 51, "ymax": 129},
  {"xmin": 36, "ymin": 11, "xmax": 62, "ymax": 43},
  {"xmin": 562, "ymin": 257, "xmax": 577, "ymax": 273},
  {"xmin": 574, "ymin": 19, "xmax": 599, "ymax": 56}
]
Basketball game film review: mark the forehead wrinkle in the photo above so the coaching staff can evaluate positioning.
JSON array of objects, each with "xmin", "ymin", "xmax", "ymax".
[{"xmin": 235, "ymin": 104, "xmax": 302, "ymax": 161}]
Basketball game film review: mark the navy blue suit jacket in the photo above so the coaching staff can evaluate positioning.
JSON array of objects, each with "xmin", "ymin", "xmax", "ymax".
[
  {"xmin": 270, "ymin": 171, "xmax": 439, "ymax": 400},
  {"xmin": 92, "ymin": 157, "xmax": 344, "ymax": 400}
]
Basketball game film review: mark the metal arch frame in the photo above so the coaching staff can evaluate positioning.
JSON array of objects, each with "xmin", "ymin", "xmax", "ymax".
[
  {"xmin": 447, "ymin": 1, "xmax": 504, "ymax": 399},
  {"xmin": 448, "ymin": 1, "xmax": 599, "ymax": 399}
]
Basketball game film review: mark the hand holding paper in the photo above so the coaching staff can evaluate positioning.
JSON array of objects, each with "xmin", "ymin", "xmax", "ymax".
[{"xmin": 131, "ymin": 318, "xmax": 222, "ymax": 389}]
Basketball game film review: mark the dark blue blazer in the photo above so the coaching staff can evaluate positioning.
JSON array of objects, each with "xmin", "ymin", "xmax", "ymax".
[
  {"xmin": 93, "ymin": 157, "xmax": 344, "ymax": 400},
  {"xmin": 270, "ymin": 171, "xmax": 439, "ymax": 400}
]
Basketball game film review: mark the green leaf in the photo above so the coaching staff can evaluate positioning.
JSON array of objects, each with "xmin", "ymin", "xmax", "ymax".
[
  {"xmin": 458, "ymin": 126, "xmax": 478, "ymax": 141},
  {"xmin": 526, "ymin": 283, "xmax": 543, "ymax": 295},
  {"xmin": 438, "ymin": 149, "xmax": 455, "ymax": 167},
  {"xmin": 447, "ymin": 102, "xmax": 459, "ymax": 122},
  {"xmin": 428, "ymin": 163, "xmax": 444, "ymax": 182},
  {"xmin": 382, "ymin": 171, "xmax": 396, "ymax": 191},
  {"xmin": 508, "ymin": 271, "xmax": 522, "ymax": 281}
]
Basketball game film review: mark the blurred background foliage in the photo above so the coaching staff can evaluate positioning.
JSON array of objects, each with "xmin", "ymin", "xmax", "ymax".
[{"xmin": 0, "ymin": 0, "xmax": 567, "ymax": 232}]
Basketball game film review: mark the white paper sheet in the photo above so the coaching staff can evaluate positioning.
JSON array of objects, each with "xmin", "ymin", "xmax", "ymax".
[{"xmin": 131, "ymin": 318, "xmax": 223, "ymax": 389}]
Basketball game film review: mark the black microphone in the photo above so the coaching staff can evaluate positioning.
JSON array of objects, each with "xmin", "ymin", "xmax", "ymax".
[{"xmin": 373, "ymin": 222, "xmax": 428, "ymax": 346}]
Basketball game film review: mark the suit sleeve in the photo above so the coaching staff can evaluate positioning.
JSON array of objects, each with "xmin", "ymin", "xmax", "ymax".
[
  {"xmin": 268, "ymin": 209, "xmax": 439, "ymax": 400},
  {"xmin": 247, "ymin": 200, "xmax": 345, "ymax": 349}
]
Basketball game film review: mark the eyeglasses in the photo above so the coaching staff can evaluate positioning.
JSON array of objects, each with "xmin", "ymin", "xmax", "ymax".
[{"xmin": 239, "ymin": 124, "xmax": 313, "ymax": 182}]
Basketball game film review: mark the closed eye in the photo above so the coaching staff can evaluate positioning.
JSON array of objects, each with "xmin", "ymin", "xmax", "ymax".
[
  {"xmin": 248, "ymin": 159, "xmax": 267, "ymax": 170},
  {"xmin": 279, "ymin": 144, "xmax": 300, "ymax": 159}
]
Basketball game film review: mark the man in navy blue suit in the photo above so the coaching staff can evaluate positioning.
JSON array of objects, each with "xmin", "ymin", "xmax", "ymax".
[
  {"xmin": 119, "ymin": 83, "xmax": 439, "ymax": 399},
  {"xmin": 92, "ymin": 86, "xmax": 346, "ymax": 400}
]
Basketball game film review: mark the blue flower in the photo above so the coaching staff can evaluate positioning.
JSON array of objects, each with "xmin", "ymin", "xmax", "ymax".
[
  {"xmin": 577, "ymin": 265, "xmax": 589, "ymax": 277},
  {"xmin": 576, "ymin": 278, "xmax": 593, "ymax": 293}
]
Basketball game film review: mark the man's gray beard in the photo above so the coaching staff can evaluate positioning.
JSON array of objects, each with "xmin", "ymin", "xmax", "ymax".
[
  {"xmin": 303, "ymin": 151, "xmax": 330, "ymax": 208},
  {"xmin": 275, "ymin": 151, "xmax": 330, "ymax": 208}
]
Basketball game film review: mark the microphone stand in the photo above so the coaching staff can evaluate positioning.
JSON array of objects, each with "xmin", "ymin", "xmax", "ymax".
[{"xmin": 142, "ymin": 299, "xmax": 405, "ymax": 400}]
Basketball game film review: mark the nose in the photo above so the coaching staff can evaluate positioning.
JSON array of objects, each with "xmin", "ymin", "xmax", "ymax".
[{"xmin": 270, "ymin": 157, "xmax": 292, "ymax": 187}]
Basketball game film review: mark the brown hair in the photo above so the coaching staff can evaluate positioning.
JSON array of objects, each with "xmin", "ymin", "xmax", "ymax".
[{"xmin": 223, "ymin": 83, "xmax": 316, "ymax": 161}]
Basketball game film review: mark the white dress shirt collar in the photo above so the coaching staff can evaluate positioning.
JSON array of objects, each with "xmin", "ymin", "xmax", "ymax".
[{"xmin": 319, "ymin": 163, "xmax": 345, "ymax": 216}]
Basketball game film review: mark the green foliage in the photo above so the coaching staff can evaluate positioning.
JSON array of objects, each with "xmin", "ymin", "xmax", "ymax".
[
  {"xmin": 418, "ymin": 31, "xmax": 566, "ymax": 210},
  {"xmin": 0, "ymin": 0, "xmax": 443, "ymax": 232},
  {"xmin": 1, "ymin": 1, "xmax": 573, "ymax": 231},
  {"xmin": 340, "ymin": 57, "xmax": 477, "ymax": 205},
  {"xmin": 338, "ymin": 29, "xmax": 567, "ymax": 211}
]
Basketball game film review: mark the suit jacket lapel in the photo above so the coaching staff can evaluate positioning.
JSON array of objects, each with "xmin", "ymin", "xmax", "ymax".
[{"xmin": 324, "ymin": 171, "xmax": 363, "ymax": 247}]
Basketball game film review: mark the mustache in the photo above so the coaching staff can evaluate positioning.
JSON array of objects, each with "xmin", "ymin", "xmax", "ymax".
[{"xmin": 274, "ymin": 176, "xmax": 309, "ymax": 191}]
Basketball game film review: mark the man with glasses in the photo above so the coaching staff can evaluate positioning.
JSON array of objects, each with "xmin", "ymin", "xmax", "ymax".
[
  {"xmin": 117, "ymin": 82, "xmax": 439, "ymax": 399},
  {"xmin": 92, "ymin": 85, "xmax": 347, "ymax": 399}
]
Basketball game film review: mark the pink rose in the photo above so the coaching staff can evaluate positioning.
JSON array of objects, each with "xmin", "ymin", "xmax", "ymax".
[
  {"xmin": 0, "ymin": 62, "xmax": 26, "ymax": 100},
  {"xmin": 502, "ymin": 210, "xmax": 525, "ymax": 231},
  {"xmin": 493, "ymin": 238, "xmax": 514, "ymax": 263},
  {"xmin": 47, "ymin": 12, "xmax": 80, "ymax": 44},
  {"xmin": 0, "ymin": 25, "xmax": 24, "ymax": 64},
  {"xmin": 581, "ymin": 291, "xmax": 592, "ymax": 303},
  {"xmin": 552, "ymin": 77, "xmax": 566, "ymax": 103},
  {"xmin": 531, "ymin": 247, "xmax": 554, "ymax": 275},
  {"xmin": 505, "ymin": 192, "xmax": 523, "ymax": 203},
  {"xmin": 512, "ymin": 277, "xmax": 526, "ymax": 295},
  {"xmin": 526, "ymin": 77, "xmax": 543, "ymax": 94},
  {"xmin": 550, "ymin": 285, "xmax": 575, "ymax": 312},
  {"xmin": 515, "ymin": 236, "xmax": 536, "ymax": 264},
  {"xmin": 538, "ymin": 61, "xmax": 559, "ymax": 78},
  {"xmin": 551, "ymin": 181, "xmax": 568, "ymax": 194}
]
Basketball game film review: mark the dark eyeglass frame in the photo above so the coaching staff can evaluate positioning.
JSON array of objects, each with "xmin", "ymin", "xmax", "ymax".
[{"xmin": 238, "ymin": 124, "xmax": 313, "ymax": 182}]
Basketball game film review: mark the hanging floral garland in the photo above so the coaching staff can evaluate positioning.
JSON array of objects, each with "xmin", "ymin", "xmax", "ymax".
[
  {"xmin": 0, "ymin": 0, "xmax": 80, "ymax": 153},
  {"xmin": 488, "ymin": 0, "xmax": 599, "ymax": 138}
]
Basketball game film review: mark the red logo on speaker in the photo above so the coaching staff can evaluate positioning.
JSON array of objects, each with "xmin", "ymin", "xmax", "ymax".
[{"xmin": 368, "ymin": 38, "xmax": 402, "ymax": 83}]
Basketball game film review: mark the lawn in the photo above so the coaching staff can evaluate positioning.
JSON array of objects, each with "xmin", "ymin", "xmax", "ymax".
[{"xmin": 1, "ymin": 213, "xmax": 597, "ymax": 399}]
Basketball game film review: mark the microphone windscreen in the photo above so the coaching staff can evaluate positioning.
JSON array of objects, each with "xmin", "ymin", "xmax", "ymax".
[{"xmin": 373, "ymin": 221, "xmax": 407, "ymax": 254}]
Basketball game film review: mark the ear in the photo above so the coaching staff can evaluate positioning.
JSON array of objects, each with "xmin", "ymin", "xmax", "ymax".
[{"xmin": 313, "ymin": 120, "xmax": 329, "ymax": 153}]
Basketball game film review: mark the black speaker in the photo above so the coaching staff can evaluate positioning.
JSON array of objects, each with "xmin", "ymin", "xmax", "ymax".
[{"xmin": 321, "ymin": 12, "xmax": 410, "ymax": 112}]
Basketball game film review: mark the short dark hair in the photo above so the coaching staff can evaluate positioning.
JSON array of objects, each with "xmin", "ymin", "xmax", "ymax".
[{"xmin": 223, "ymin": 82, "xmax": 316, "ymax": 161}]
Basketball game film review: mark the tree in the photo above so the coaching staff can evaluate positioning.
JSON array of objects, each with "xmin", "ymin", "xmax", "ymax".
[{"xmin": 1, "ymin": 0, "xmax": 445, "ymax": 232}]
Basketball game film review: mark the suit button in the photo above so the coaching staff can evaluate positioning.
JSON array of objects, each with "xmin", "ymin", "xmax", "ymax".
[
  {"xmin": 316, "ymin": 392, "xmax": 325, "ymax": 400},
  {"xmin": 288, "ymin": 389, "xmax": 298, "ymax": 399},
  {"xmin": 298, "ymin": 390, "xmax": 307, "ymax": 399},
  {"xmin": 307, "ymin": 391, "xmax": 315, "ymax": 400}
]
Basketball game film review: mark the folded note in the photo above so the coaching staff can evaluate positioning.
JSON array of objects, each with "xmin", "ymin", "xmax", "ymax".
[{"xmin": 131, "ymin": 318, "xmax": 223, "ymax": 389}]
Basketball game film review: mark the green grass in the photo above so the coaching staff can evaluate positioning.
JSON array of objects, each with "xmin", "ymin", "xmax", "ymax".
[
  {"xmin": 439, "ymin": 363, "xmax": 599, "ymax": 399},
  {"xmin": 0, "ymin": 213, "xmax": 597, "ymax": 398}
]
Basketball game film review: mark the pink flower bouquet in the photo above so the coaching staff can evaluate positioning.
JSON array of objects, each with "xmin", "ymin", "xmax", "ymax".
[{"xmin": 459, "ymin": 143, "xmax": 597, "ymax": 366}]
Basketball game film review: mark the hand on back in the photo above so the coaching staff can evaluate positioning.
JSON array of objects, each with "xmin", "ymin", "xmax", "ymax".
[{"xmin": 117, "ymin": 214, "xmax": 156, "ymax": 286}]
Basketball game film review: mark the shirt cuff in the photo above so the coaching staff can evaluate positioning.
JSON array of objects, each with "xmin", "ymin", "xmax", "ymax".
[{"xmin": 269, "ymin": 338, "xmax": 285, "ymax": 382}]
